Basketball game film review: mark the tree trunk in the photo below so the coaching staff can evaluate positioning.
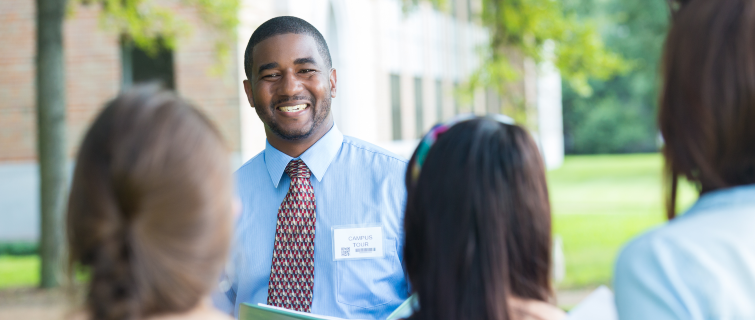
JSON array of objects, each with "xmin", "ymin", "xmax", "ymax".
[{"xmin": 36, "ymin": 0, "xmax": 68, "ymax": 289}]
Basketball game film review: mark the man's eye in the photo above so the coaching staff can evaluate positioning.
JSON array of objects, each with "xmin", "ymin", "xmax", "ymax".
[
  {"xmin": 263, "ymin": 74, "xmax": 280, "ymax": 79},
  {"xmin": 300, "ymin": 69, "xmax": 315, "ymax": 73}
]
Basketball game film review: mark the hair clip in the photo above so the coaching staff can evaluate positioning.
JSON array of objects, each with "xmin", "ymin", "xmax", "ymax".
[{"xmin": 410, "ymin": 113, "xmax": 514, "ymax": 184}]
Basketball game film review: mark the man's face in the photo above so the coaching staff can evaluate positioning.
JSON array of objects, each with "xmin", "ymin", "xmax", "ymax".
[{"xmin": 244, "ymin": 33, "xmax": 336, "ymax": 141}]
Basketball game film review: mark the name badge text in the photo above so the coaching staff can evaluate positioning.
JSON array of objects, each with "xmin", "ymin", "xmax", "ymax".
[{"xmin": 332, "ymin": 226, "xmax": 384, "ymax": 261}]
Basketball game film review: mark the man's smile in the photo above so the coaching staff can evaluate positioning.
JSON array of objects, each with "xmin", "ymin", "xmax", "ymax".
[
  {"xmin": 277, "ymin": 103, "xmax": 308, "ymax": 113},
  {"xmin": 273, "ymin": 100, "xmax": 312, "ymax": 117}
]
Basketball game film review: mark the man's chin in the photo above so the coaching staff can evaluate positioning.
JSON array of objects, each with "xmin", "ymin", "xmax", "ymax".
[{"xmin": 271, "ymin": 126, "xmax": 315, "ymax": 141}]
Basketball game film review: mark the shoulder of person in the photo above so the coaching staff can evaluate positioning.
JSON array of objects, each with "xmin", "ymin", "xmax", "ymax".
[
  {"xmin": 341, "ymin": 135, "xmax": 408, "ymax": 165},
  {"xmin": 508, "ymin": 297, "xmax": 566, "ymax": 320},
  {"xmin": 614, "ymin": 213, "xmax": 711, "ymax": 278},
  {"xmin": 145, "ymin": 308, "xmax": 233, "ymax": 320},
  {"xmin": 614, "ymin": 224, "xmax": 672, "ymax": 281},
  {"xmin": 617, "ymin": 224, "xmax": 662, "ymax": 255},
  {"xmin": 235, "ymin": 149, "xmax": 266, "ymax": 175},
  {"xmin": 66, "ymin": 308, "xmax": 233, "ymax": 320},
  {"xmin": 613, "ymin": 223, "xmax": 695, "ymax": 320}
]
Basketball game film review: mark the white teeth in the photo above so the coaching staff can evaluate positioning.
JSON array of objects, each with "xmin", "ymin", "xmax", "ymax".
[{"xmin": 278, "ymin": 104, "xmax": 307, "ymax": 112}]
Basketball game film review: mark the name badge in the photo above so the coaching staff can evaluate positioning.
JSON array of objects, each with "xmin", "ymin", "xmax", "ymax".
[{"xmin": 332, "ymin": 224, "xmax": 384, "ymax": 261}]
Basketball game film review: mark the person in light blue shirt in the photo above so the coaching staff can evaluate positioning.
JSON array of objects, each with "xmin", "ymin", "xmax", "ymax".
[
  {"xmin": 613, "ymin": 1, "xmax": 755, "ymax": 319},
  {"xmin": 212, "ymin": 16, "xmax": 408, "ymax": 319},
  {"xmin": 615, "ymin": 186, "xmax": 755, "ymax": 320}
]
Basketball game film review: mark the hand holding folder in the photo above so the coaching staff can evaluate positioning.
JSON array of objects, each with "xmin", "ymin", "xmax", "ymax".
[{"xmin": 239, "ymin": 288, "xmax": 615, "ymax": 320}]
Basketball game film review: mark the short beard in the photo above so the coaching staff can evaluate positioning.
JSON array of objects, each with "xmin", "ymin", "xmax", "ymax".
[{"xmin": 257, "ymin": 94, "xmax": 331, "ymax": 141}]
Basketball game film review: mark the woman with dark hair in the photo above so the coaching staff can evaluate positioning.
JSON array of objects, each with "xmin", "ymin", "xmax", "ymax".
[
  {"xmin": 614, "ymin": 0, "xmax": 755, "ymax": 319},
  {"xmin": 66, "ymin": 85, "xmax": 235, "ymax": 320},
  {"xmin": 403, "ymin": 116, "xmax": 565, "ymax": 320}
]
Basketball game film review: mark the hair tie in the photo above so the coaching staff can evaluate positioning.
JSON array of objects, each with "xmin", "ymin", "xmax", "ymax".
[{"xmin": 410, "ymin": 114, "xmax": 515, "ymax": 184}]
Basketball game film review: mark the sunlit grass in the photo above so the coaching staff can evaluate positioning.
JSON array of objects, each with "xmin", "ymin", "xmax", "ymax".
[
  {"xmin": 1, "ymin": 154, "xmax": 700, "ymax": 291},
  {"xmin": 549, "ymin": 153, "xmax": 698, "ymax": 289},
  {"xmin": 0, "ymin": 255, "xmax": 39, "ymax": 289}
]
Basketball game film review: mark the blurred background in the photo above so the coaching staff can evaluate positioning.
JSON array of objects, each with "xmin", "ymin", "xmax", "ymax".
[{"xmin": 0, "ymin": 0, "xmax": 697, "ymax": 317}]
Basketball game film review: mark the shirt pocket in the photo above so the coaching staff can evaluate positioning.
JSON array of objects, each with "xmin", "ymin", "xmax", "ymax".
[{"xmin": 336, "ymin": 237, "xmax": 404, "ymax": 308}]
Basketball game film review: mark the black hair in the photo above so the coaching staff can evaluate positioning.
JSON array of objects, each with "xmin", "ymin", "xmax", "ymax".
[
  {"xmin": 244, "ymin": 16, "xmax": 332, "ymax": 80},
  {"xmin": 404, "ymin": 118, "xmax": 553, "ymax": 320}
]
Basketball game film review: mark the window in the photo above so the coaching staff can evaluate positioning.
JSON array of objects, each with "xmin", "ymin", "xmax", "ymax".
[
  {"xmin": 414, "ymin": 77, "xmax": 424, "ymax": 138},
  {"xmin": 390, "ymin": 74, "xmax": 402, "ymax": 140},
  {"xmin": 121, "ymin": 40, "xmax": 175, "ymax": 90}
]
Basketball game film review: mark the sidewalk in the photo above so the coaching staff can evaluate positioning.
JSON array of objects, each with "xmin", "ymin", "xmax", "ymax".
[{"xmin": 0, "ymin": 287, "xmax": 70, "ymax": 320}]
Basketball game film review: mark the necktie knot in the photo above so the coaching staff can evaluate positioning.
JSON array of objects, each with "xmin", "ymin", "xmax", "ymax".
[{"xmin": 285, "ymin": 160, "xmax": 311, "ymax": 179}]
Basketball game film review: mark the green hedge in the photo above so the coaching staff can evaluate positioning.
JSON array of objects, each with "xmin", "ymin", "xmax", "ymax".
[{"xmin": 0, "ymin": 242, "xmax": 38, "ymax": 256}]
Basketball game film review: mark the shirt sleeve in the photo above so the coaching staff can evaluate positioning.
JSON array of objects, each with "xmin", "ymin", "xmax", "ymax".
[{"xmin": 613, "ymin": 234, "xmax": 689, "ymax": 320}]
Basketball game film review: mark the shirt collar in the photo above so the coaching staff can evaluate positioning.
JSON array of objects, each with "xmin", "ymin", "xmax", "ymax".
[
  {"xmin": 264, "ymin": 124, "xmax": 344, "ymax": 188},
  {"xmin": 684, "ymin": 183, "xmax": 755, "ymax": 217}
]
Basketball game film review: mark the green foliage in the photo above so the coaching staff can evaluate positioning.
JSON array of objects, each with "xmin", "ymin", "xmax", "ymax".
[
  {"xmin": 70, "ymin": 0, "xmax": 239, "ymax": 71},
  {"xmin": 484, "ymin": 0, "xmax": 629, "ymax": 96},
  {"xmin": 564, "ymin": 85, "xmax": 657, "ymax": 153},
  {"xmin": 562, "ymin": 0, "xmax": 669, "ymax": 154},
  {"xmin": 411, "ymin": 0, "xmax": 629, "ymax": 97},
  {"xmin": 0, "ymin": 242, "xmax": 38, "ymax": 256},
  {"xmin": 551, "ymin": 18, "xmax": 629, "ymax": 96}
]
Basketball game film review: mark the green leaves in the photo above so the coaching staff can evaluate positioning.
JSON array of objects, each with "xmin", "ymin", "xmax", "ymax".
[
  {"xmin": 561, "ymin": 0, "xmax": 669, "ymax": 154},
  {"xmin": 71, "ymin": 0, "xmax": 239, "ymax": 71},
  {"xmin": 406, "ymin": 0, "xmax": 629, "ymax": 97},
  {"xmin": 487, "ymin": 0, "xmax": 630, "ymax": 96},
  {"xmin": 555, "ymin": 18, "xmax": 629, "ymax": 96}
]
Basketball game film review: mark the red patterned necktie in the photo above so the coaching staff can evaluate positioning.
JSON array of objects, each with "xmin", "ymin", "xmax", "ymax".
[{"xmin": 267, "ymin": 159, "xmax": 317, "ymax": 312}]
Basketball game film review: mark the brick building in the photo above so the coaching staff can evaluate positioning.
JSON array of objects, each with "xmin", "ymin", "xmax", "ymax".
[{"xmin": 0, "ymin": 0, "xmax": 241, "ymax": 162}]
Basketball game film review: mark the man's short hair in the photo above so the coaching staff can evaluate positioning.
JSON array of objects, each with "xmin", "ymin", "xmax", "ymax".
[{"xmin": 244, "ymin": 16, "xmax": 332, "ymax": 80}]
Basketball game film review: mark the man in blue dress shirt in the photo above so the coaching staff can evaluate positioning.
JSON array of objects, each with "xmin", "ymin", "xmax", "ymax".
[{"xmin": 213, "ymin": 16, "xmax": 409, "ymax": 319}]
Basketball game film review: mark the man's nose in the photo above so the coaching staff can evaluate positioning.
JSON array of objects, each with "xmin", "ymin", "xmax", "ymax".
[{"xmin": 276, "ymin": 71, "xmax": 302, "ymax": 96}]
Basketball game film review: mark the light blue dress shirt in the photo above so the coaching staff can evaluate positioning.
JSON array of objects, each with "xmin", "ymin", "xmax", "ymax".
[
  {"xmin": 213, "ymin": 125, "xmax": 409, "ymax": 319},
  {"xmin": 614, "ymin": 184, "xmax": 755, "ymax": 320}
]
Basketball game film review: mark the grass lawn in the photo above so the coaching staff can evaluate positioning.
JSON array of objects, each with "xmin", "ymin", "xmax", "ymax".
[
  {"xmin": 0, "ymin": 255, "xmax": 39, "ymax": 289},
  {"xmin": 0, "ymin": 153, "xmax": 699, "ymax": 291},
  {"xmin": 549, "ymin": 153, "xmax": 698, "ymax": 289}
]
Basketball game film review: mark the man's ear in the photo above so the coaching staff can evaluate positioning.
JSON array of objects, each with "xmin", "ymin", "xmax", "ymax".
[
  {"xmin": 243, "ymin": 79, "xmax": 255, "ymax": 108},
  {"xmin": 329, "ymin": 68, "xmax": 337, "ymax": 98}
]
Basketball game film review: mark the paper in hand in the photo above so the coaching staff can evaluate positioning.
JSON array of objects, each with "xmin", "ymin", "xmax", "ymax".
[{"xmin": 565, "ymin": 286, "xmax": 618, "ymax": 320}]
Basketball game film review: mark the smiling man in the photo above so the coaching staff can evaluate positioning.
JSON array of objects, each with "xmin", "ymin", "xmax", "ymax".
[{"xmin": 213, "ymin": 16, "xmax": 409, "ymax": 319}]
